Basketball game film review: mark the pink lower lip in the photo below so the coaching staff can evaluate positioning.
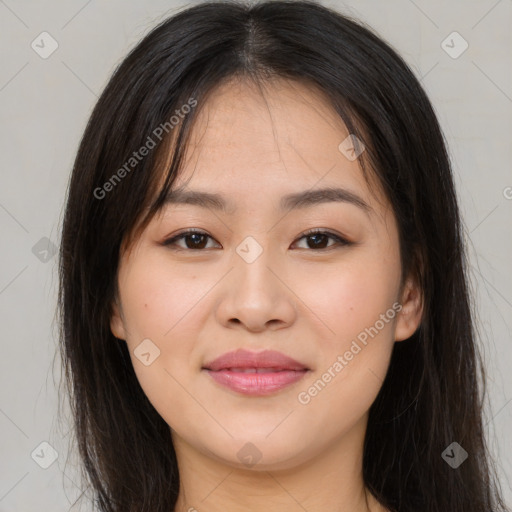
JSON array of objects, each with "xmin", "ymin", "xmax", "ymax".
[{"xmin": 203, "ymin": 369, "xmax": 309, "ymax": 396}]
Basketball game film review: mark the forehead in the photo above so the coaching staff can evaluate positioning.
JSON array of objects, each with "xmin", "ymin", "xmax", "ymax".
[
  {"xmin": 172, "ymin": 77, "xmax": 375, "ymax": 205},
  {"xmin": 182, "ymin": 79, "xmax": 357, "ymax": 168}
]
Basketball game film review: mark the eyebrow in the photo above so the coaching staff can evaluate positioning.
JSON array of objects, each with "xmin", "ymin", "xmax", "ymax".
[{"xmin": 163, "ymin": 186, "xmax": 371, "ymax": 214}]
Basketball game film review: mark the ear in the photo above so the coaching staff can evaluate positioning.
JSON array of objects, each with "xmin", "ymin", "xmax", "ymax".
[
  {"xmin": 394, "ymin": 274, "xmax": 423, "ymax": 342},
  {"xmin": 110, "ymin": 300, "xmax": 127, "ymax": 340}
]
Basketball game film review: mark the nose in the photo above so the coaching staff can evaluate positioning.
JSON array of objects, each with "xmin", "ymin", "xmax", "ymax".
[{"xmin": 214, "ymin": 242, "xmax": 298, "ymax": 333}]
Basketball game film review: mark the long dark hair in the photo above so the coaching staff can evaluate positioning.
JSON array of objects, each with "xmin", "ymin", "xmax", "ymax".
[{"xmin": 57, "ymin": 1, "xmax": 509, "ymax": 511}]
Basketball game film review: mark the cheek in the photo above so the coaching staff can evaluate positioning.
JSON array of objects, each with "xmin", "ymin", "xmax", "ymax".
[
  {"xmin": 300, "ymin": 251, "xmax": 401, "ymax": 346},
  {"xmin": 119, "ymin": 253, "xmax": 205, "ymax": 343},
  {"xmin": 295, "ymin": 250, "xmax": 400, "ymax": 408},
  {"xmin": 118, "ymin": 252, "xmax": 219, "ymax": 398},
  {"xmin": 117, "ymin": 255, "xmax": 205, "ymax": 419},
  {"xmin": 292, "ymin": 265, "xmax": 399, "ymax": 445}
]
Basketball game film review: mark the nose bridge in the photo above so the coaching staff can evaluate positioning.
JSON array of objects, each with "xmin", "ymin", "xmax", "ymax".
[
  {"xmin": 215, "ymin": 233, "xmax": 296, "ymax": 331},
  {"xmin": 235, "ymin": 234, "xmax": 268, "ymax": 267},
  {"xmin": 232, "ymin": 234, "xmax": 279, "ymax": 296}
]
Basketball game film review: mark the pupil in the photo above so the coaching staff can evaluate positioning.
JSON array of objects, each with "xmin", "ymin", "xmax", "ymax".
[
  {"xmin": 309, "ymin": 234, "xmax": 327, "ymax": 249},
  {"xmin": 188, "ymin": 234, "xmax": 206, "ymax": 249}
]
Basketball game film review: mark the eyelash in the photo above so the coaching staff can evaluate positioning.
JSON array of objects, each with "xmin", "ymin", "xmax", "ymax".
[{"xmin": 162, "ymin": 228, "xmax": 352, "ymax": 252}]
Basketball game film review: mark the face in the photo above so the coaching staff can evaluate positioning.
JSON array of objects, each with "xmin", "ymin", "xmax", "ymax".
[{"xmin": 110, "ymin": 78, "xmax": 422, "ymax": 471}]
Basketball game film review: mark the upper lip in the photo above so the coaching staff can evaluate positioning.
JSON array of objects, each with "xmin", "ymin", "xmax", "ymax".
[{"xmin": 202, "ymin": 349, "xmax": 309, "ymax": 371}]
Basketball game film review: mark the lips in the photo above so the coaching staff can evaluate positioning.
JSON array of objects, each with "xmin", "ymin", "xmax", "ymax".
[
  {"xmin": 202, "ymin": 349, "xmax": 310, "ymax": 396},
  {"xmin": 202, "ymin": 349, "xmax": 309, "ymax": 372}
]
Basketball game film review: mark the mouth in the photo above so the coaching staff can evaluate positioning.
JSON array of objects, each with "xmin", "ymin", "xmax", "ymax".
[{"xmin": 202, "ymin": 349, "xmax": 310, "ymax": 396}]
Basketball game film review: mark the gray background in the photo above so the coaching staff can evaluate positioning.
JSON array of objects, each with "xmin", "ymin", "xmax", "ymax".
[{"xmin": 0, "ymin": 0, "xmax": 511, "ymax": 510}]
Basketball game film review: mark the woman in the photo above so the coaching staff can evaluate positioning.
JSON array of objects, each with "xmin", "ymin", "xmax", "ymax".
[{"xmin": 57, "ymin": 1, "xmax": 509, "ymax": 511}]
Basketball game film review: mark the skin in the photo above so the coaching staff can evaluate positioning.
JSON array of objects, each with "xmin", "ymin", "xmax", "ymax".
[{"xmin": 110, "ymin": 77, "xmax": 423, "ymax": 512}]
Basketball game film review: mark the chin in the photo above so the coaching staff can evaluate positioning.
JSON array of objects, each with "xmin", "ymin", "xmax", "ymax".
[{"xmin": 203, "ymin": 433, "xmax": 314, "ymax": 471}]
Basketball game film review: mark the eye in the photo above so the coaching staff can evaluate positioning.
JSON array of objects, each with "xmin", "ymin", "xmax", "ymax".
[
  {"xmin": 162, "ymin": 229, "xmax": 219, "ymax": 250},
  {"xmin": 292, "ymin": 228, "xmax": 352, "ymax": 250},
  {"xmin": 162, "ymin": 228, "xmax": 352, "ymax": 251}
]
